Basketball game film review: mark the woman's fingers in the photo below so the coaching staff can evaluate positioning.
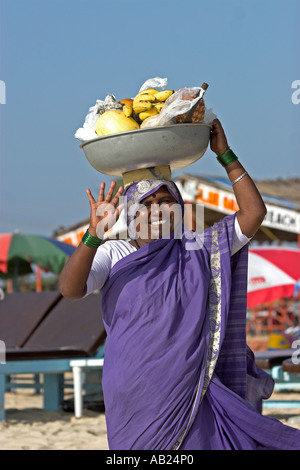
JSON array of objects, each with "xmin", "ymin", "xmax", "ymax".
[
  {"xmin": 104, "ymin": 181, "xmax": 116, "ymax": 202},
  {"xmin": 86, "ymin": 188, "xmax": 96, "ymax": 205},
  {"xmin": 111, "ymin": 185, "xmax": 124, "ymax": 207},
  {"xmin": 209, "ymin": 118, "xmax": 229, "ymax": 155},
  {"xmin": 95, "ymin": 181, "xmax": 124, "ymax": 205},
  {"xmin": 97, "ymin": 182, "xmax": 106, "ymax": 203}
]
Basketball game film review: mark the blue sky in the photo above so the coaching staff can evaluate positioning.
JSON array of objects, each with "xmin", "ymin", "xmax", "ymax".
[{"xmin": 0, "ymin": 0, "xmax": 299, "ymax": 236}]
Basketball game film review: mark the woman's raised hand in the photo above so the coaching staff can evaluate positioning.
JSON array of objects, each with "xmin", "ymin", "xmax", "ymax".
[
  {"xmin": 86, "ymin": 181, "xmax": 124, "ymax": 239},
  {"xmin": 209, "ymin": 118, "xmax": 229, "ymax": 156}
]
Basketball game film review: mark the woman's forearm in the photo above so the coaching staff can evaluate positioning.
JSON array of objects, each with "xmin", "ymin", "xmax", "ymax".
[
  {"xmin": 209, "ymin": 119, "xmax": 266, "ymax": 238},
  {"xmin": 59, "ymin": 242, "xmax": 97, "ymax": 300},
  {"xmin": 225, "ymin": 160, "xmax": 267, "ymax": 237}
]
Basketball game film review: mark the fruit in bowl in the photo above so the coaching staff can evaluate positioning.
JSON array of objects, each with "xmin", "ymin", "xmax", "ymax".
[{"xmin": 95, "ymin": 109, "xmax": 139, "ymax": 136}]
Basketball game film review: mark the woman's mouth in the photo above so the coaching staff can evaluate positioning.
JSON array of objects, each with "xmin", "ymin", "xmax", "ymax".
[{"xmin": 151, "ymin": 219, "xmax": 167, "ymax": 226}]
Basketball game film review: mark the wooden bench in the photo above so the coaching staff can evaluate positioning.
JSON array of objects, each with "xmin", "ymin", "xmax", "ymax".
[{"xmin": 0, "ymin": 292, "xmax": 106, "ymax": 421}]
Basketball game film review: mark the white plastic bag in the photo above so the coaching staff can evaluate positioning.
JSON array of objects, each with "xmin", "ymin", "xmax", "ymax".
[
  {"xmin": 140, "ymin": 85, "xmax": 216, "ymax": 128},
  {"xmin": 139, "ymin": 76, "xmax": 168, "ymax": 92},
  {"xmin": 74, "ymin": 95, "xmax": 123, "ymax": 141}
]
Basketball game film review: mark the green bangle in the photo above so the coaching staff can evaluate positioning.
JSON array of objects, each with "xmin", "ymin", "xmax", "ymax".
[
  {"xmin": 217, "ymin": 148, "xmax": 238, "ymax": 168},
  {"xmin": 82, "ymin": 230, "xmax": 102, "ymax": 249},
  {"xmin": 218, "ymin": 146, "xmax": 230, "ymax": 157}
]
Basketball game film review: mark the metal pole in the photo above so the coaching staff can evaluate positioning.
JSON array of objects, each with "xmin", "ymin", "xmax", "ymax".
[{"xmin": 13, "ymin": 258, "xmax": 19, "ymax": 292}]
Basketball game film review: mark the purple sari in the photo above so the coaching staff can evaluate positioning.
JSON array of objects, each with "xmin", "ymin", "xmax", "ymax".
[{"xmin": 101, "ymin": 214, "xmax": 300, "ymax": 450}]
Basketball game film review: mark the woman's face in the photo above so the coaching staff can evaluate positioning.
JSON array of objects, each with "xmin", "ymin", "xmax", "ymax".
[{"xmin": 134, "ymin": 187, "xmax": 181, "ymax": 241}]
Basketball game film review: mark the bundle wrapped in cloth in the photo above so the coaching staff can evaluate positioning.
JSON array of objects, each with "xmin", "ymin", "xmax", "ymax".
[{"xmin": 74, "ymin": 77, "xmax": 216, "ymax": 142}]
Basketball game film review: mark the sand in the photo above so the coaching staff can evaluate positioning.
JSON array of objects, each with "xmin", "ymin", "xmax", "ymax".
[
  {"xmin": 1, "ymin": 387, "xmax": 300, "ymax": 450},
  {"xmin": 0, "ymin": 389, "xmax": 109, "ymax": 450}
]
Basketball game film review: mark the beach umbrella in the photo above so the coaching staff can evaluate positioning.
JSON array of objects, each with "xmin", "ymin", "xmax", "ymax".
[
  {"xmin": 0, "ymin": 233, "xmax": 76, "ymax": 289},
  {"xmin": 247, "ymin": 247, "xmax": 300, "ymax": 308}
]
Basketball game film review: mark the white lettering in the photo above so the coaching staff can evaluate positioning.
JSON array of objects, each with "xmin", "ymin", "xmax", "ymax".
[
  {"xmin": 0, "ymin": 80, "xmax": 6, "ymax": 104},
  {"xmin": 263, "ymin": 205, "xmax": 300, "ymax": 234},
  {"xmin": 291, "ymin": 80, "xmax": 300, "ymax": 104},
  {"xmin": 292, "ymin": 340, "xmax": 300, "ymax": 365},
  {"xmin": 106, "ymin": 455, "xmax": 140, "ymax": 467},
  {"xmin": 0, "ymin": 340, "xmax": 5, "ymax": 364},
  {"xmin": 96, "ymin": 202, "xmax": 118, "ymax": 239}
]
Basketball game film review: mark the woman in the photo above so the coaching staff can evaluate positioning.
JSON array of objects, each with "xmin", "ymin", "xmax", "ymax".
[{"xmin": 59, "ymin": 119, "xmax": 300, "ymax": 450}]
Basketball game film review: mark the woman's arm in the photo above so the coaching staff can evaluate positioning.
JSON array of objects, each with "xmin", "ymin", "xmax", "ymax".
[
  {"xmin": 210, "ymin": 119, "xmax": 267, "ymax": 238},
  {"xmin": 58, "ymin": 242, "xmax": 97, "ymax": 300},
  {"xmin": 59, "ymin": 181, "xmax": 123, "ymax": 300}
]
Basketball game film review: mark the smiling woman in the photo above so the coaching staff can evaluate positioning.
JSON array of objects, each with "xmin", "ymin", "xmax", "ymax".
[
  {"xmin": 59, "ymin": 119, "xmax": 300, "ymax": 450},
  {"xmin": 125, "ymin": 183, "xmax": 183, "ymax": 248}
]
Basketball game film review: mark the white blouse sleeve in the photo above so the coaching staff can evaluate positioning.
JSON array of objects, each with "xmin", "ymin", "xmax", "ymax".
[
  {"xmin": 85, "ymin": 244, "xmax": 113, "ymax": 295},
  {"xmin": 231, "ymin": 216, "xmax": 252, "ymax": 255},
  {"xmin": 85, "ymin": 240, "xmax": 136, "ymax": 296}
]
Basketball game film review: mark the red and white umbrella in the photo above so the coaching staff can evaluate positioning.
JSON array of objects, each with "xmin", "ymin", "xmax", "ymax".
[{"xmin": 247, "ymin": 247, "xmax": 300, "ymax": 308}]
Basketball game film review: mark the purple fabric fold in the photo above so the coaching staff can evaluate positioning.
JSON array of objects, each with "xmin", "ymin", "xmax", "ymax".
[
  {"xmin": 180, "ymin": 374, "xmax": 300, "ymax": 450},
  {"xmin": 100, "ymin": 213, "xmax": 300, "ymax": 450}
]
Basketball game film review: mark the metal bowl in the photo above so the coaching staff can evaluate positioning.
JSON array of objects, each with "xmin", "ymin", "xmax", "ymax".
[{"xmin": 80, "ymin": 123, "xmax": 211, "ymax": 176}]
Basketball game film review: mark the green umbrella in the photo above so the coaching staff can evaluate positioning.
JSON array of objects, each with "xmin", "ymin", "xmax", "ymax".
[{"xmin": 0, "ymin": 232, "xmax": 76, "ymax": 290}]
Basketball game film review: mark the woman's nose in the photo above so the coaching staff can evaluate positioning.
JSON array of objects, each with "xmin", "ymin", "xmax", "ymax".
[{"xmin": 150, "ymin": 203, "xmax": 161, "ymax": 216}]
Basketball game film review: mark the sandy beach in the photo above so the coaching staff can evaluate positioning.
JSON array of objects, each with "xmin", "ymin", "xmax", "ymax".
[
  {"xmin": 1, "ymin": 386, "xmax": 300, "ymax": 450},
  {"xmin": 0, "ymin": 389, "xmax": 109, "ymax": 450}
]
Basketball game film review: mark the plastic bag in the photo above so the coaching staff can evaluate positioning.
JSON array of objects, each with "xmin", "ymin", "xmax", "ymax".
[
  {"xmin": 140, "ymin": 85, "xmax": 216, "ymax": 128},
  {"xmin": 74, "ymin": 95, "xmax": 123, "ymax": 141},
  {"xmin": 139, "ymin": 76, "xmax": 168, "ymax": 92}
]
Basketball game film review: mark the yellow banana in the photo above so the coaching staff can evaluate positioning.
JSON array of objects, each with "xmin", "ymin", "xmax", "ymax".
[
  {"xmin": 123, "ymin": 103, "xmax": 133, "ymax": 117},
  {"xmin": 154, "ymin": 102, "xmax": 165, "ymax": 113},
  {"xmin": 133, "ymin": 100, "xmax": 153, "ymax": 114},
  {"xmin": 153, "ymin": 90, "xmax": 174, "ymax": 102},
  {"xmin": 134, "ymin": 92, "xmax": 156, "ymax": 102},
  {"xmin": 139, "ymin": 107, "xmax": 159, "ymax": 121},
  {"xmin": 135, "ymin": 88, "xmax": 158, "ymax": 98}
]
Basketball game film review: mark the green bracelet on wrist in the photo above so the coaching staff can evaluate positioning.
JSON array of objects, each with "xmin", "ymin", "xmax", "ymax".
[
  {"xmin": 82, "ymin": 230, "xmax": 102, "ymax": 249},
  {"xmin": 217, "ymin": 148, "xmax": 238, "ymax": 168}
]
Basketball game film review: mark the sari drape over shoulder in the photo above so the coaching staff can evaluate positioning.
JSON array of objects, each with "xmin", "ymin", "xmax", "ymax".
[{"xmin": 101, "ymin": 214, "xmax": 300, "ymax": 450}]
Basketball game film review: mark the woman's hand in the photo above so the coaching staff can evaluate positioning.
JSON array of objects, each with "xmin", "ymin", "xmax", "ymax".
[
  {"xmin": 209, "ymin": 118, "xmax": 229, "ymax": 156},
  {"xmin": 59, "ymin": 180, "xmax": 124, "ymax": 300},
  {"xmin": 86, "ymin": 181, "xmax": 124, "ymax": 239}
]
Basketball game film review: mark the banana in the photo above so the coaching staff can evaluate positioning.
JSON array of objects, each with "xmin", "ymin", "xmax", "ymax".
[
  {"xmin": 135, "ymin": 88, "xmax": 158, "ymax": 98},
  {"xmin": 134, "ymin": 92, "xmax": 156, "ymax": 102},
  {"xmin": 133, "ymin": 100, "xmax": 153, "ymax": 115},
  {"xmin": 153, "ymin": 90, "xmax": 174, "ymax": 102},
  {"xmin": 123, "ymin": 103, "xmax": 133, "ymax": 117},
  {"xmin": 139, "ymin": 107, "xmax": 159, "ymax": 121},
  {"xmin": 153, "ymin": 102, "xmax": 165, "ymax": 113}
]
